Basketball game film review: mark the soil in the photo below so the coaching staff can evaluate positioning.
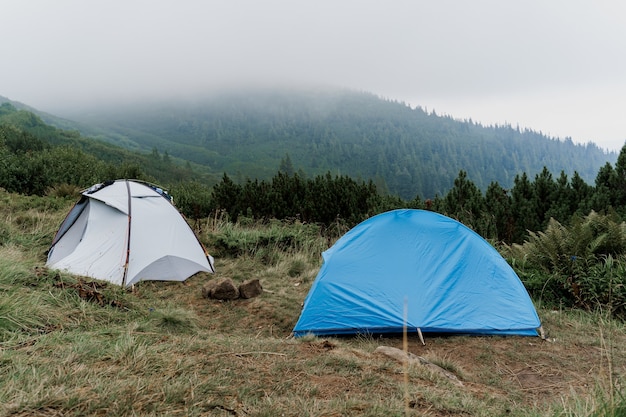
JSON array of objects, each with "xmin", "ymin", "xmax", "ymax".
[{"xmin": 130, "ymin": 275, "xmax": 626, "ymax": 413}]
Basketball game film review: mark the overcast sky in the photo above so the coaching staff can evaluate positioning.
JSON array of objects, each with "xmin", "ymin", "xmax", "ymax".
[{"xmin": 2, "ymin": 1, "xmax": 626, "ymax": 151}]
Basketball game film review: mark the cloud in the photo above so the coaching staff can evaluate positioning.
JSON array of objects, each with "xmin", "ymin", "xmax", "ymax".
[{"xmin": 1, "ymin": 0, "xmax": 625, "ymax": 150}]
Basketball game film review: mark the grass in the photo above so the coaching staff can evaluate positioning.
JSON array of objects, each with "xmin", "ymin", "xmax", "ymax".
[{"xmin": 1, "ymin": 189, "xmax": 626, "ymax": 416}]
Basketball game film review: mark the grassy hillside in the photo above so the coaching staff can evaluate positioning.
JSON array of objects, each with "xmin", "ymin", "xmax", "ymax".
[
  {"xmin": 1, "ymin": 190, "xmax": 625, "ymax": 416},
  {"xmin": 60, "ymin": 88, "xmax": 617, "ymax": 199}
]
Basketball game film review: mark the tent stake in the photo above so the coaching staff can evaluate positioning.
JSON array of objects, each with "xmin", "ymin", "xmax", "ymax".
[
  {"xmin": 539, "ymin": 326, "xmax": 546, "ymax": 340},
  {"xmin": 417, "ymin": 327, "xmax": 425, "ymax": 346}
]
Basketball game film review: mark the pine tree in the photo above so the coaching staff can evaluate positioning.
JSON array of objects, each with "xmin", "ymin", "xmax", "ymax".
[
  {"xmin": 612, "ymin": 144, "xmax": 626, "ymax": 212},
  {"xmin": 591, "ymin": 162, "xmax": 617, "ymax": 213},
  {"xmin": 532, "ymin": 166, "xmax": 556, "ymax": 229},
  {"xmin": 511, "ymin": 173, "xmax": 538, "ymax": 242},
  {"xmin": 570, "ymin": 171, "xmax": 593, "ymax": 216},
  {"xmin": 484, "ymin": 181, "xmax": 513, "ymax": 242},
  {"xmin": 211, "ymin": 173, "xmax": 242, "ymax": 220},
  {"xmin": 443, "ymin": 170, "xmax": 485, "ymax": 230},
  {"xmin": 278, "ymin": 153, "xmax": 295, "ymax": 176}
]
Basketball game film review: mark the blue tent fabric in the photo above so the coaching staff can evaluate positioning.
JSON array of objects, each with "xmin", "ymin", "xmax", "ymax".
[{"xmin": 293, "ymin": 209, "xmax": 541, "ymax": 337}]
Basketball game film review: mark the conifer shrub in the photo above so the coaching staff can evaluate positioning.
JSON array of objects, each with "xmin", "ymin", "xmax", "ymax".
[{"xmin": 168, "ymin": 181, "xmax": 213, "ymax": 220}]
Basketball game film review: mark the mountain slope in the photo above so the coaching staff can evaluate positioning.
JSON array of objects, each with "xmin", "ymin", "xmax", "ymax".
[
  {"xmin": 29, "ymin": 89, "xmax": 623, "ymax": 199},
  {"xmin": 0, "ymin": 100, "xmax": 217, "ymax": 189}
]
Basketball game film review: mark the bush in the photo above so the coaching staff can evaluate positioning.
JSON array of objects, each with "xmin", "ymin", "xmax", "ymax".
[
  {"xmin": 505, "ymin": 212, "xmax": 626, "ymax": 317},
  {"xmin": 202, "ymin": 218, "xmax": 327, "ymax": 263}
]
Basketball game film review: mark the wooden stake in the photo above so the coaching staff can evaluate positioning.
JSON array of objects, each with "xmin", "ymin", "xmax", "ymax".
[{"xmin": 403, "ymin": 299, "xmax": 409, "ymax": 416}]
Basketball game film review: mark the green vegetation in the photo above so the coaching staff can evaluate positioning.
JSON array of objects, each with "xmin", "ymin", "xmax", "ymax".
[
  {"xmin": 4, "ymin": 90, "xmax": 626, "ymax": 415},
  {"xmin": 3, "ymin": 100, "xmax": 626, "ymax": 254},
  {"xmin": 203, "ymin": 158, "xmax": 626, "ymax": 248},
  {"xmin": 0, "ymin": 102, "xmax": 219, "ymax": 195},
  {"xmin": 1, "ymin": 190, "xmax": 625, "ymax": 416},
  {"xmin": 0, "ymin": 90, "xmax": 626, "ymax": 410},
  {"xmin": 506, "ymin": 212, "xmax": 626, "ymax": 318},
  {"xmin": 47, "ymin": 89, "xmax": 616, "ymax": 199}
]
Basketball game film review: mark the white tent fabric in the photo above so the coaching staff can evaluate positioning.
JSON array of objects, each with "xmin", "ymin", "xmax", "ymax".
[{"xmin": 46, "ymin": 180, "xmax": 214, "ymax": 286}]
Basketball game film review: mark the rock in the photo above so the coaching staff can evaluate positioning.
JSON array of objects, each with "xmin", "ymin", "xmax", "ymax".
[
  {"xmin": 201, "ymin": 280, "xmax": 218, "ymax": 298},
  {"xmin": 203, "ymin": 277, "xmax": 239, "ymax": 300},
  {"xmin": 239, "ymin": 279, "xmax": 263, "ymax": 299}
]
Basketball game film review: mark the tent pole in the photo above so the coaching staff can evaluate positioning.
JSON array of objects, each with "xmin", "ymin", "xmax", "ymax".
[
  {"xmin": 403, "ymin": 300, "xmax": 409, "ymax": 414},
  {"xmin": 417, "ymin": 328, "xmax": 425, "ymax": 346},
  {"xmin": 121, "ymin": 179, "xmax": 132, "ymax": 287}
]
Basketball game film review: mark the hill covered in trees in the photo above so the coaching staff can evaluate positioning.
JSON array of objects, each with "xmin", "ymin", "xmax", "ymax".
[
  {"xmin": 57, "ymin": 88, "xmax": 617, "ymax": 199},
  {"xmin": 5, "ymin": 95, "xmax": 626, "ymax": 248},
  {"xmin": 0, "ymin": 101, "xmax": 218, "ymax": 194}
]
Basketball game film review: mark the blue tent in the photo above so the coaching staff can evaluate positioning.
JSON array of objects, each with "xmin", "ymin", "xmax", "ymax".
[{"xmin": 293, "ymin": 209, "xmax": 541, "ymax": 337}]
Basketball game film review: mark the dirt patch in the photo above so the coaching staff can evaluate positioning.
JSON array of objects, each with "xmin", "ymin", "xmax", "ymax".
[
  {"xmin": 298, "ymin": 339, "xmax": 336, "ymax": 354},
  {"xmin": 271, "ymin": 330, "xmax": 617, "ymax": 412},
  {"xmin": 146, "ymin": 275, "xmax": 625, "ymax": 412},
  {"xmin": 385, "ymin": 333, "xmax": 616, "ymax": 406},
  {"xmin": 308, "ymin": 374, "xmax": 355, "ymax": 398}
]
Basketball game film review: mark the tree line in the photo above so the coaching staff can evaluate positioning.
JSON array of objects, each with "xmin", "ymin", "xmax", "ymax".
[
  {"xmin": 168, "ymin": 150, "xmax": 626, "ymax": 245},
  {"xmin": 60, "ymin": 89, "xmax": 615, "ymax": 199},
  {"xmin": 2, "ymin": 101, "xmax": 626, "ymax": 245}
]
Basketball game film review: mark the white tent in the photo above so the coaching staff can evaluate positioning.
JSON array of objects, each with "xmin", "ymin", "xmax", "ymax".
[{"xmin": 46, "ymin": 179, "xmax": 215, "ymax": 287}]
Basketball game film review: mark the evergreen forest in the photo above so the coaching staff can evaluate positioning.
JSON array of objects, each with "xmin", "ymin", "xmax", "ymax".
[
  {"xmin": 1, "ymin": 98, "xmax": 625, "ymax": 247},
  {"xmin": 50, "ymin": 88, "xmax": 615, "ymax": 200}
]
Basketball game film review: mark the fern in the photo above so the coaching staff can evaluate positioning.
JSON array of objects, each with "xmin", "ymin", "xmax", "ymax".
[{"xmin": 505, "ymin": 212, "xmax": 626, "ymax": 316}]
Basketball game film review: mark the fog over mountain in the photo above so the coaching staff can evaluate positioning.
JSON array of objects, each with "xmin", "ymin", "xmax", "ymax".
[
  {"xmin": 42, "ymin": 88, "xmax": 612, "ymax": 201},
  {"xmin": 1, "ymin": 1, "xmax": 626, "ymax": 151}
]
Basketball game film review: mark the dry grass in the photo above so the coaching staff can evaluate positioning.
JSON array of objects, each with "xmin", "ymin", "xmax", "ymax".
[{"xmin": 1, "ymin": 190, "xmax": 625, "ymax": 416}]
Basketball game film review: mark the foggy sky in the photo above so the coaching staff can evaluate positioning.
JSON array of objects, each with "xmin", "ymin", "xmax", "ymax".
[{"xmin": 2, "ymin": 0, "xmax": 626, "ymax": 151}]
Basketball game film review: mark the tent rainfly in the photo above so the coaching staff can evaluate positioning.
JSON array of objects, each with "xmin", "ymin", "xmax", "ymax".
[
  {"xmin": 293, "ymin": 209, "xmax": 541, "ymax": 337},
  {"xmin": 46, "ymin": 179, "xmax": 215, "ymax": 287}
]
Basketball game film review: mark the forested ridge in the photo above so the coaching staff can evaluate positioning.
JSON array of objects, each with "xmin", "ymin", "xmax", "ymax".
[
  {"xmin": 56, "ymin": 88, "xmax": 616, "ymax": 200},
  {"xmin": 2, "ymin": 95, "xmax": 626, "ymax": 245}
]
